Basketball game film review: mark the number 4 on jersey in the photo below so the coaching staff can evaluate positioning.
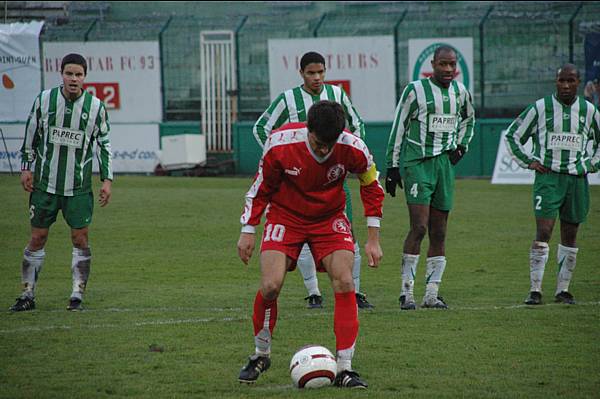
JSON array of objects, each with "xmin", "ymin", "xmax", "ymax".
[{"xmin": 410, "ymin": 183, "xmax": 419, "ymax": 198}]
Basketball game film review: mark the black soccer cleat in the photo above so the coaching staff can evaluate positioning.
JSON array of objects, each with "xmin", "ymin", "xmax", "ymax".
[
  {"xmin": 67, "ymin": 297, "xmax": 83, "ymax": 311},
  {"xmin": 305, "ymin": 294, "xmax": 323, "ymax": 309},
  {"xmin": 238, "ymin": 354, "xmax": 271, "ymax": 384},
  {"xmin": 554, "ymin": 291, "xmax": 576, "ymax": 305},
  {"xmin": 334, "ymin": 369, "xmax": 368, "ymax": 389},
  {"xmin": 356, "ymin": 292, "xmax": 374, "ymax": 309},
  {"xmin": 399, "ymin": 295, "xmax": 416, "ymax": 310},
  {"xmin": 9, "ymin": 296, "xmax": 35, "ymax": 312},
  {"xmin": 524, "ymin": 291, "xmax": 542, "ymax": 305},
  {"xmin": 421, "ymin": 296, "xmax": 448, "ymax": 309}
]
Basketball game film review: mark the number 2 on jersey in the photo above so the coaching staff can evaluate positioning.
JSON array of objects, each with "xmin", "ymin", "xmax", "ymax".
[{"xmin": 535, "ymin": 195, "xmax": 542, "ymax": 210}]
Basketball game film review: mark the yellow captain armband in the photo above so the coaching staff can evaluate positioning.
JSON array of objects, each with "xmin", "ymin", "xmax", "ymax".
[{"xmin": 357, "ymin": 164, "xmax": 378, "ymax": 186}]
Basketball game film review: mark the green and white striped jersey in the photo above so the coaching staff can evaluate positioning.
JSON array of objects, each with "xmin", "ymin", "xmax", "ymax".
[
  {"xmin": 253, "ymin": 84, "xmax": 365, "ymax": 147},
  {"xmin": 505, "ymin": 94, "xmax": 600, "ymax": 175},
  {"xmin": 386, "ymin": 78, "xmax": 475, "ymax": 168},
  {"xmin": 21, "ymin": 86, "xmax": 113, "ymax": 196}
]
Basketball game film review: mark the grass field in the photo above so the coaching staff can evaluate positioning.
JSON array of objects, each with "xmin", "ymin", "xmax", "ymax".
[{"xmin": 0, "ymin": 175, "xmax": 599, "ymax": 398}]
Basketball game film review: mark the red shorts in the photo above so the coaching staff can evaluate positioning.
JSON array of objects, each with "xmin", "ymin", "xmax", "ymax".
[{"xmin": 260, "ymin": 213, "xmax": 355, "ymax": 272}]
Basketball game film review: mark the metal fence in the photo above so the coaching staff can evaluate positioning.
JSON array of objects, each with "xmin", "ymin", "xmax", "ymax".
[{"xmin": 22, "ymin": 1, "xmax": 600, "ymax": 123}]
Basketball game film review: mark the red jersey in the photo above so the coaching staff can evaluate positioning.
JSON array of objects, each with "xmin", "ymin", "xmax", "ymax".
[{"xmin": 241, "ymin": 122, "xmax": 384, "ymax": 229}]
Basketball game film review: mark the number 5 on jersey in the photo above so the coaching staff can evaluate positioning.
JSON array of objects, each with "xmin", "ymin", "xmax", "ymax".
[{"xmin": 263, "ymin": 224, "xmax": 286, "ymax": 242}]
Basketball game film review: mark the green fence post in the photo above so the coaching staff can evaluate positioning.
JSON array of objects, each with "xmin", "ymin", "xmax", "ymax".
[
  {"xmin": 235, "ymin": 15, "xmax": 248, "ymax": 126},
  {"xmin": 479, "ymin": 6, "xmax": 493, "ymax": 113},
  {"xmin": 569, "ymin": 2, "xmax": 583, "ymax": 63},
  {"xmin": 394, "ymin": 9, "xmax": 408, "ymax": 103},
  {"xmin": 159, "ymin": 16, "xmax": 173, "ymax": 122},
  {"xmin": 84, "ymin": 18, "xmax": 98, "ymax": 42},
  {"xmin": 313, "ymin": 13, "xmax": 327, "ymax": 38}
]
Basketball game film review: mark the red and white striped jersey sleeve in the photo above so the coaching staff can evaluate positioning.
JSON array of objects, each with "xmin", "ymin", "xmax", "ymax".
[
  {"xmin": 240, "ymin": 136, "xmax": 283, "ymax": 232},
  {"xmin": 339, "ymin": 133, "xmax": 385, "ymax": 226}
]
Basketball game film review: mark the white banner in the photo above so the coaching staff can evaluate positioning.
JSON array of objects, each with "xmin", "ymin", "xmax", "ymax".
[
  {"xmin": 43, "ymin": 42, "xmax": 162, "ymax": 123},
  {"xmin": 0, "ymin": 123, "xmax": 159, "ymax": 173},
  {"xmin": 268, "ymin": 36, "xmax": 396, "ymax": 122},
  {"xmin": 109, "ymin": 124, "xmax": 160, "ymax": 173},
  {"xmin": 491, "ymin": 130, "xmax": 600, "ymax": 185},
  {"xmin": 0, "ymin": 21, "xmax": 44, "ymax": 122},
  {"xmin": 408, "ymin": 38, "xmax": 474, "ymax": 94}
]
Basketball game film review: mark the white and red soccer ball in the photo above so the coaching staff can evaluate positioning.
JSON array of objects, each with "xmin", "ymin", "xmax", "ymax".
[{"xmin": 289, "ymin": 345, "xmax": 337, "ymax": 389}]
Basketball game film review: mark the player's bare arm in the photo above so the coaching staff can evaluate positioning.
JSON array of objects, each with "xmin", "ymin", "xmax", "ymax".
[
  {"xmin": 528, "ymin": 160, "xmax": 550, "ymax": 174},
  {"xmin": 237, "ymin": 232, "xmax": 256, "ymax": 265},
  {"xmin": 99, "ymin": 180, "xmax": 112, "ymax": 207},
  {"xmin": 20, "ymin": 170, "xmax": 33, "ymax": 192},
  {"xmin": 364, "ymin": 226, "xmax": 382, "ymax": 268}
]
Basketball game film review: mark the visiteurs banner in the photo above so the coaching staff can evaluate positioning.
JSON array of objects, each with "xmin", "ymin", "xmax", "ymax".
[{"xmin": 268, "ymin": 36, "xmax": 396, "ymax": 122}]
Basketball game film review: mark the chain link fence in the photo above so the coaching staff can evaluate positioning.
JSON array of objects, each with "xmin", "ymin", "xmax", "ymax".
[{"xmin": 24, "ymin": 1, "xmax": 600, "ymax": 121}]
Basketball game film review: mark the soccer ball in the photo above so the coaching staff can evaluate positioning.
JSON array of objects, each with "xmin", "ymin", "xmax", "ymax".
[{"xmin": 289, "ymin": 345, "xmax": 337, "ymax": 389}]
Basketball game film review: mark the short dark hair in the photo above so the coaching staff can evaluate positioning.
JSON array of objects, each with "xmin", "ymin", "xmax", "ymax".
[
  {"xmin": 300, "ymin": 51, "xmax": 326, "ymax": 70},
  {"xmin": 307, "ymin": 100, "xmax": 346, "ymax": 143},
  {"xmin": 61, "ymin": 53, "xmax": 87, "ymax": 75},
  {"xmin": 556, "ymin": 63, "xmax": 580, "ymax": 79},
  {"xmin": 433, "ymin": 45, "xmax": 456, "ymax": 61}
]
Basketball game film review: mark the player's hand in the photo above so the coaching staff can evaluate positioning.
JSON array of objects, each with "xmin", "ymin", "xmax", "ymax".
[
  {"xmin": 364, "ymin": 227, "xmax": 382, "ymax": 268},
  {"xmin": 99, "ymin": 180, "xmax": 112, "ymax": 207},
  {"xmin": 449, "ymin": 145, "xmax": 466, "ymax": 165},
  {"xmin": 237, "ymin": 232, "xmax": 255, "ymax": 265},
  {"xmin": 385, "ymin": 167, "xmax": 402, "ymax": 197},
  {"xmin": 528, "ymin": 161, "xmax": 551, "ymax": 174},
  {"xmin": 20, "ymin": 170, "xmax": 33, "ymax": 192}
]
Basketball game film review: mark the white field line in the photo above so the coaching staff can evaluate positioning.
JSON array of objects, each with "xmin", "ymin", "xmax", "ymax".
[
  {"xmin": 1, "ymin": 301, "xmax": 599, "ymax": 335},
  {"xmin": 45, "ymin": 307, "xmax": 245, "ymax": 313}
]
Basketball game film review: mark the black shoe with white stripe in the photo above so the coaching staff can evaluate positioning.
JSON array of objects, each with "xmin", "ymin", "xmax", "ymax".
[
  {"xmin": 356, "ymin": 292, "xmax": 374, "ymax": 309},
  {"xmin": 334, "ymin": 369, "xmax": 368, "ymax": 389},
  {"xmin": 9, "ymin": 296, "xmax": 35, "ymax": 312},
  {"xmin": 238, "ymin": 354, "xmax": 271, "ymax": 383}
]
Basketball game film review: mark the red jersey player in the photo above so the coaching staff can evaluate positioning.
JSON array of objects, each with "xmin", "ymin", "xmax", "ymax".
[{"xmin": 237, "ymin": 101, "xmax": 384, "ymax": 389}]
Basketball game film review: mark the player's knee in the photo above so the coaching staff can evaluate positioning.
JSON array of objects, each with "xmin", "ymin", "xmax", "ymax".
[
  {"xmin": 29, "ymin": 230, "xmax": 48, "ymax": 250},
  {"xmin": 535, "ymin": 230, "xmax": 552, "ymax": 243},
  {"xmin": 261, "ymin": 282, "xmax": 281, "ymax": 300},
  {"xmin": 28, "ymin": 236, "xmax": 47, "ymax": 251},
  {"xmin": 331, "ymin": 274, "xmax": 354, "ymax": 293},
  {"xmin": 71, "ymin": 230, "xmax": 89, "ymax": 249},
  {"xmin": 410, "ymin": 224, "xmax": 427, "ymax": 241}
]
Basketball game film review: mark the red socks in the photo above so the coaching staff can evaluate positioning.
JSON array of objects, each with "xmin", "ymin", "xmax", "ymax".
[
  {"xmin": 334, "ymin": 291, "xmax": 359, "ymax": 351},
  {"xmin": 253, "ymin": 290, "xmax": 278, "ymax": 336},
  {"xmin": 252, "ymin": 290, "xmax": 357, "ymax": 353}
]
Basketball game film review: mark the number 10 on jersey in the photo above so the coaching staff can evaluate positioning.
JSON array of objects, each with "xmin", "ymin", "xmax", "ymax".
[{"xmin": 263, "ymin": 224, "xmax": 285, "ymax": 242}]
